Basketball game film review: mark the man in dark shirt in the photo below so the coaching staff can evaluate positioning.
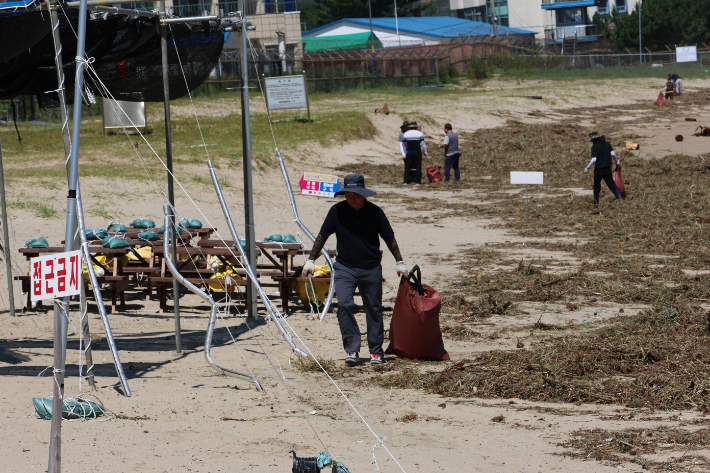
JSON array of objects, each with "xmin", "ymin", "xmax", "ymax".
[
  {"xmin": 303, "ymin": 174, "xmax": 408, "ymax": 366},
  {"xmin": 584, "ymin": 131, "xmax": 622, "ymax": 206}
]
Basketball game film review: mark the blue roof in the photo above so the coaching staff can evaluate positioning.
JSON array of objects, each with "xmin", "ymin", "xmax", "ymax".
[
  {"xmin": 541, "ymin": 0, "xmax": 595, "ymax": 9},
  {"xmin": 304, "ymin": 17, "xmax": 536, "ymax": 38},
  {"xmin": 0, "ymin": 0, "xmax": 39, "ymax": 9}
]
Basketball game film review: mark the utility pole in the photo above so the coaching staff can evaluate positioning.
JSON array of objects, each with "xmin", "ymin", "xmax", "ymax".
[
  {"xmin": 489, "ymin": 0, "xmax": 498, "ymax": 37},
  {"xmin": 638, "ymin": 0, "xmax": 642, "ymax": 64},
  {"xmin": 239, "ymin": 0, "xmax": 258, "ymax": 319}
]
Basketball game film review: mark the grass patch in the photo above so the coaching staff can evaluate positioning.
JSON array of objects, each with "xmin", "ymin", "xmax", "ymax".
[
  {"xmin": 10, "ymin": 198, "xmax": 59, "ymax": 218},
  {"xmin": 292, "ymin": 356, "xmax": 339, "ymax": 374}
]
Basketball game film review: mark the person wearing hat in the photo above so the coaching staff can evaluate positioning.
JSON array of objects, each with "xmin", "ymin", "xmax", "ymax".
[
  {"xmin": 585, "ymin": 131, "xmax": 622, "ymax": 206},
  {"xmin": 399, "ymin": 121, "xmax": 428, "ymax": 185},
  {"xmin": 303, "ymin": 174, "xmax": 408, "ymax": 366}
]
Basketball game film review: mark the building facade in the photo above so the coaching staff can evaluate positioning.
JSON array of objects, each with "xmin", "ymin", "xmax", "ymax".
[{"xmin": 450, "ymin": 0, "xmax": 641, "ymax": 38}]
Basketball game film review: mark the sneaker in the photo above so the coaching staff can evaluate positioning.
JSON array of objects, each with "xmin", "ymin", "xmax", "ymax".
[
  {"xmin": 415, "ymin": 183, "xmax": 421, "ymax": 186},
  {"xmin": 402, "ymin": 182, "xmax": 409, "ymax": 186},
  {"xmin": 344, "ymin": 352, "xmax": 359, "ymax": 366},
  {"xmin": 370, "ymin": 353, "xmax": 386, "ymax": 365}
]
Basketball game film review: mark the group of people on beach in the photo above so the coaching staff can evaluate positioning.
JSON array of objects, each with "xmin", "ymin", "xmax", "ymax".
[{"xmin": 398, "ymin": 121, "xmax": 461, "ymax": 185}]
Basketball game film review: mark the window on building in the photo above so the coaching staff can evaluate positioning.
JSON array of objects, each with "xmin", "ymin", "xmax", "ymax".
[
  {"xmin": 457, "ymin": 1, "xmax": 508, "ymax": 27},
  {"xmin": 598, "ymin": 0, "xmax": 628, "ymax": 15},
  {"xmin": 556, "ymin": 7, "xmax": 587, "ymax": 25}
]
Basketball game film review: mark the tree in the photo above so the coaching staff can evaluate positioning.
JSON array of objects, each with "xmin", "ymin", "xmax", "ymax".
[
  {"xmin": 302, "ymin": 0, "xmax": 433, "ymax": 31},
  {"xmin": 605, "ymin": 0, "xmax": 710, "ymax": 52}
]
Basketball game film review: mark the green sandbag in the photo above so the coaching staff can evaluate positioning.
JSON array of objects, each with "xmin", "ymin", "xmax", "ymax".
[
  {"xmin": 282, "ymin": 234, "xmax": 297, "ymax": 244},
  {"xmin": 33, "ymin": 397, "xmax": 105, "ymax": 420},
  {"xmin": 107, "ymin": 223, "xmax": 128, "ymax": 233},
  {"xmin": 102, "ymin": 236, "xmax": 131, "ymax": 248},
  {"xmin": 138, "ymin": 231, "xmax": 159, "ymax": 242},
  {"xmin": 25, "ymin": 237, "xmax": 49, "ymax": 248},
  {"xmin": 234, "ymin": 239, "xmax": 246, "ymax": 249},
  {"xmin": 263, "ymin": 233, "xmax": 283, "ymax": 242},
  {"xmin": 86, "ymin": 228, "xmax": 108, "ymax": 240},
  {"xmin": 156, "ymin": 224, "xmax": 180, "ymax": 235},
  {"xmin": 131, "ymin": 218, "xmax": 155, "ymax": 229},
  {"xmin": 178, "ymin": 217, "xmax": 203, "ymax": 229}
]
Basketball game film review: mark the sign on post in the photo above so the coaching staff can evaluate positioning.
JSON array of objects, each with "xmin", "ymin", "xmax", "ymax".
[
  {"xmin": 510, "ymin": 172, "xmax": 544, "ymax": 223},
  {"xmin": 299, "ymin": 173, "xmax": 342, "ymax": 197},
  {"xmin": 102, "ymin": 98, "xmax": 146, "ymax": 133},
  {"xmin": 264, "ymin": 73, "xmax": 312, "ymax": 121},
  {"xmin": 676, "ymin": 46, "xmax": 697, "ymax": 63},
  {"xmin": 30, "ymin": 250, "xmax": 82, "ymax": 302}
]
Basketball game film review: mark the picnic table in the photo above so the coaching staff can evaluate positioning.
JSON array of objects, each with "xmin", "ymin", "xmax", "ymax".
[
  {"xmin": 196, "ymin": 239, "xmax": 336, "ymax": 312},
  {"xmin": 151, "ymin": 245, "xmax": 278, "ymax": 312}
]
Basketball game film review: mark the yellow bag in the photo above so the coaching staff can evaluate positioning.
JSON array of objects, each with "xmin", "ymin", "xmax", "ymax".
[
  {"xmin": 292, "ymin": 265, "xmax": 330, "ymax": 306},
  {"xmin": 127, "ymin": 246, "xmax": 152, "ymax": 262},
  {"xmin": 82, "ymin": 254, "xmax": 127, "ymax": 277},
  {"xmin": 208, "ymin": 267, "xmax": 243, "ymax": 291}
]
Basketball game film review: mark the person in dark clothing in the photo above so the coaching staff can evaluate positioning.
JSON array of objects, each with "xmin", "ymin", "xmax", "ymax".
[
  {"xmin": 399, "ymin": 121, "xmax": 428, "ymax": 185},
  {"xmin": 584, "ymin": 131, "xmax": 622, "ymax": 206},
  {"xmin": 438, "ymin": 123, "xmax": 461, "ymax": 182},
  {"xmin": 303, "ymin": 174, "xmax": 409, "ymax": 366},
  {"xmin": 664, "ymin": 75, "xmax": 676, "ymax": 107}
]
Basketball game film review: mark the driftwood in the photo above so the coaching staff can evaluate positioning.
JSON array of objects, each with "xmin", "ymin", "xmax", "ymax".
[
  {"xmin": 625, "ymin": 142, "xmax": 640, "ymax": 150},
  {"xmin": 694, "ymin": 126, "xmax": 710, "ymax": 137}
]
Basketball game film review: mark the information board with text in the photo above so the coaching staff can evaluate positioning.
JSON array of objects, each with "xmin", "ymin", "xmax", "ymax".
[{"xmin": 264, "ymin": 75, "xmax": 308, "ymax": 110}]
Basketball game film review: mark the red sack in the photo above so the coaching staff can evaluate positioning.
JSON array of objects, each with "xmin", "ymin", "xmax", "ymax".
[
  {"xmin": 426, "ymin": 166, "xmax": 442, "ymax": 183},
  {"xmin": 386, "ymin": 265, "xmax": 449, "ymax": 361},
  {"xmin": 613, "ymin": 156, "xmax": 626, "ymax": 199},
  {"xmin": 655, "ymin": 91, "xmax": 664, "ymax": 107}
]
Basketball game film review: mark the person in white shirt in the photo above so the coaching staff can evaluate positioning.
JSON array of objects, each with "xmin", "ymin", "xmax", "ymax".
[{"xmin": 399, "ymin": 121, "xmax": 427, "ymax": 185}]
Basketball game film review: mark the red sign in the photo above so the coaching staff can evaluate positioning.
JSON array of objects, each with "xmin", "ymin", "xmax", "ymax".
[{"xmin": 30, "ymin": 251, "xmax": 82, "ymax": 302}]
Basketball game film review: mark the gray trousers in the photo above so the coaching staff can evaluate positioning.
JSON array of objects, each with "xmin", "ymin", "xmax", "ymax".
[{"xmin": 333, "ymin": 261, "xmax": 384, "ymax": 356}]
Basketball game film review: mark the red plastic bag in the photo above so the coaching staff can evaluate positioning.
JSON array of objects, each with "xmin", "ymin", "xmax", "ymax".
[
  {"xmin": 386, "ymin": 265, "xmax": 449, "ymax": 361},
  {"xmin": 613, "ymin": 156, "xmax": 626, "ymax": 199},
  {"xmin": 426, "ymin": 166, "xmax": 442, "ymax": 183},
  {"xmin": 655, "ymin": 91, "xmax": 664, "ymax": 107}
]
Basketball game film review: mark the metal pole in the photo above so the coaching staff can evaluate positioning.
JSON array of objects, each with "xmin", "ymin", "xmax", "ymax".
[
  {"xmin": 48, "ymin": 0, "xmax": 88, "ymax": 469},
  {"xmin": 638, "ymin": 2, "xmax": 642, "ymax": 65},
  {"xmin": 239, "ymin": 3, "xmax": 258, "ymax": 319},
  {"xmin": 303, "ymin": 70, "xmax": 311, "ymax": 122},
  {"xmin": 0, "ymin": 137, "xmax": 15, "ymax": 317},
  {"xmin": 160, "ymin": 1, "xmax": 182, "ymax": 352},
  {"xmin": 489, "ymin": 0, "xmax": 498, "ymax": 37},
  {"xmin": 48, "ymin": 0, "xmax": 94, "ymax": 388}
]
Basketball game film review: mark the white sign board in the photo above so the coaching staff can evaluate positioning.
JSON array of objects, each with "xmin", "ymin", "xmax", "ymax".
[
  {"xmin": 30, "ymin": 250, "xmax": 82, "ymax": 302},
  {"xmin": 510, "ymin": 172, "xmax": 544, "ymax": 185},
  {"xmin": 264, "ymin": 75, "xmax": 308, "ymax": 110},
  {"xmin": 299, "ymin": 173, "xmax": 342, "ymax": 197},
  {"xmin": 676, "ymin": 46, "xmax": 697, "ymax": 63},
  {"xmin": 103, "ymin": 99, "xmax": 146, "ymax": 130}
]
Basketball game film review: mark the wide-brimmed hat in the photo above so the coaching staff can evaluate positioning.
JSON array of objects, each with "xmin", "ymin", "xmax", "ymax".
[
  {"xmin": 400, "ymin": 121, "xmax": 409, "ymax": 131},
  {"xmin": 588, "ymin": 131, "xmax": 604, "ymax": 142},
  {"xmin": 335, "ymin": 174, "xmax": 376, "ymax": 198}
]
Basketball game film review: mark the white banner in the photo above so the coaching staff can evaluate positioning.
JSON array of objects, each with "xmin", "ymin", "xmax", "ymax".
[
  {"xmin": 264, "ymin": 75, "xmax": 308, "ymax": 110},
  {"xmin": 30, "ymin": 250, "xmax": 82, "ymax": 302},
  {"xmin": 676, "ymin": 46, "xmax": 697, "ymax": 63},
  {"xmin": 510, "ymin": 172, "xmax": 544, "ymax": 185},
  {"xmin": 103, "ymin": 99, "xmax": 146, "ymax": 130}
]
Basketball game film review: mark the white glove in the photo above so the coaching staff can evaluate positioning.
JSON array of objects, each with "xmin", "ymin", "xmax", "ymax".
[
  {"xmin": 303, "ymin": 259, "xmax": 315, "ymax": 277},
  {"xmin": 395, "ymin": 261, "xmax": 408, "ymax": 277},
  {"xmin": 584, "ymin": 167, "xmax": 589, "ymax": 174}
]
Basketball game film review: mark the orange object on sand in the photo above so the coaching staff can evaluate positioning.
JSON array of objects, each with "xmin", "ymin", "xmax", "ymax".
[{"xmin": 625, "ymin": 142, "xmax": 640, "ymax": 150}]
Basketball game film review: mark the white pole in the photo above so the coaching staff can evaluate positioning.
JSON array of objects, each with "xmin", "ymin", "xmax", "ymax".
[
  {"xmin": 638, "ymin": 1, "xmax": 642, "ymax": 65},
  {"xmin": 394, "ymin": 0, "xmax": 400, "ymax": 46}
]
